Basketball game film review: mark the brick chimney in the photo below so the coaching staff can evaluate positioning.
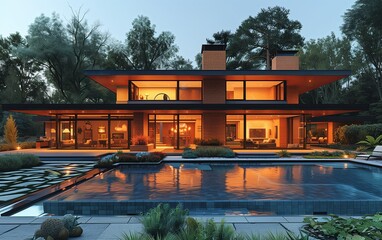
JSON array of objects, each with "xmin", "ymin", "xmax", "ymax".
[
  {"xmin": 201, "ymin": 44, "xmax": 226, "ymax": 70},
  {"xmin": 271, "ymin": 50, "xmax": 299, "ymax": 70}
]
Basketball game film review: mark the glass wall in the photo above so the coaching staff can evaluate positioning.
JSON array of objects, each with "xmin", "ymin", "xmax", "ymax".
[
  {"xmin": 225, "ymin": 115, "xmax": 308, "ymax": 149},
  {"xmin": 46, "ymin": 115, "xmax": 131, "ymax": 149},
  {"xmin": 129, "ymin": 81, "xmax": 202, "ymax": 101},
  {"xmin": 226, "ymin": 115, "xmax": 244, "ymax": 148},
  {"xmin": 306, "ymin": 123, "xmax": 328, "ymax": 144},
  {"xmin": 226, "ymin": 81, "xmax": 285, "ymax": 101},
  {"xmin": 148, "ymin": 114, "xmax": 202, "ymax": 149}
]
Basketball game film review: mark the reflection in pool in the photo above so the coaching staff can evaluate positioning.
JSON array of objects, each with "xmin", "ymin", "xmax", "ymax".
[{"xmin": 50, "ymin": 162, "xmax": 382, "ymax": 201}]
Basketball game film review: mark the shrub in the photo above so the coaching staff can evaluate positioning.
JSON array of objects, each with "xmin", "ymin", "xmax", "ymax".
[
  {"xmin": 304, "ymin": 151, "xmax": 347, "ymax": 159},
  {"xmin": 199, "ymin": 138, "xmax": 223, "ymax": 146},
  {"xmin": 0, "ymin": 143, "xmax": 13, "ymax": 151},
  {"xmin": 356, "ymin": 135, "xmax": 382, "ymax": 150},
  {"xmin": 151, "ymin": 151, "xmax": 166, "ymax": 160},
  {"xmin": 141, "ymin": 203, "xmax": 188, "ymax": 238},
  {"xmin": 19, "ymin": 141, "xmax": 36, "ymax": 149},
  {"xmin": 39, "ymin": 218, "xmax": 69, "ymax": 240},
  {"xmin": 195, "ymin": 146, "xmax": 235, "ymax": 158},
  {"xmin": 94, "ymin": 154, "xmax": 116, "ymax": 168},
  {"xmin": 334, "ymin": 124, "xmax": 382, "ymax": 144},
  {"xmin": 303, "ymin": 214, "xmax": 382, "ymax": 239},
  {"xmin": 182, "ymin": 149, "xmax": 198, "ymax": 158},
  {"xmin": 117, "ymin": 154, "xmax": 137, "ymax": 162},
  {"xmin": 3, "ymin": 115, "xmax": 18, "ymax": 149},
  {"xmin": 182, "ymin": 146, "xmax": 235, "ymax": 158},
  {"xmin": 0, "ymin": 154, "xmax": 41, "ymax": 172},
  {"xmin": 277, "ymin": 150, "xmax": 291, "ymax": 158},
  {"xmin": 62, "ymin": 214, "xmax": 83, "ymax": 237},
  {"xmin": 132, "ymin": 135, "xmax": 149, "ymax": 145}
]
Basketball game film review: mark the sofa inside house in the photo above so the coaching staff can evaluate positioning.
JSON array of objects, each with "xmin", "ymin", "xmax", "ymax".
[{"xmin": 245, "ymin": 138, "xmax": 276, "ymax": 149}]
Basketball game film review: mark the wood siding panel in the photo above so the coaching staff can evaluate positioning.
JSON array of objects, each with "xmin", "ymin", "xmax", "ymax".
[{"xmin": 203, "ymin": 79, "xmax": 226, "ymax": 104}]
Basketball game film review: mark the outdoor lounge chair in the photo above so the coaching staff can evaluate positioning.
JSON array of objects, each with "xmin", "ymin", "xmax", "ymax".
[{"xmin": 357, "ymin": 145, "xmax": 382, "ymax": 160}]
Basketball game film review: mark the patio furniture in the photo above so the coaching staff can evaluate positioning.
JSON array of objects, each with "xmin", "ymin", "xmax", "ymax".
[{"xmin": 357, "ymin": 145, "xmax": 382, "ymax": 160}]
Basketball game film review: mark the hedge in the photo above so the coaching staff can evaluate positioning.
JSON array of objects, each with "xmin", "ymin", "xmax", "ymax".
[
  {"xmin": 334, "ymin": 124, "xmax": 382, "ymax": 144},
  {"xmin": 0, "ymin": 154, "xmax": 42, "ymax": 172}
]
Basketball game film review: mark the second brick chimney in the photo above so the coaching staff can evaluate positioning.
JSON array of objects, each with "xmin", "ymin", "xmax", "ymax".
[
  {"xmin": 201, "ymin": 44, "xmax": 226, "ymax": 70},
  {"xmin": 271, "ymin": 50, "xmax": 299, "ymax": 70}
]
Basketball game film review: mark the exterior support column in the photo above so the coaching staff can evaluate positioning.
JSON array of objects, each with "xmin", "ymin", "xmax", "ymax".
[
  {"xmin": 107, "ymin": 114, "xmax": 111, "ymax": 149},
  {"xmin": 55, "ymin": 115, "xmax": 59, "ymax": 149},
  {"xmin": 132, "ymin": 112, "xmax": 148, "ymax": 137},
  {"xmin": 202, "ymin": 113, "xmax": 225, "ymax": 144},
  {"xmin": 74, "ymin": 114, "xmax": 78, "ymax": 149}
]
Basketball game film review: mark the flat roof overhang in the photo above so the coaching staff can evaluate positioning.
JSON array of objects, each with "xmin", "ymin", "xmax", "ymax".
[
  {"xmin": 2, "ymin": 103, "xmax": 367, "ymax": 118},
  {"xmin": 85, "ymin": 70, "xmax": 350, "ymax": 95}
]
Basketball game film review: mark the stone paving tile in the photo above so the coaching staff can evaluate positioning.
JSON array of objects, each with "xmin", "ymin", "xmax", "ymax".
[
  {"xmin": 234, "ymin": 223, "xmax": 287, "ymax": 236},
  {"xmin": 97, "ymin": 223, "xmax": 143, "ymax": 240},
  {"xmin": 128, "ymin": 217, "xmax": 142, "ymax": 223},
  {"xmin": 245, "ymin": 216, "xmax": 288, "ymax": 223},
  {"xmin": 74, "ymin": 223, "xmax": 110, "ymax": 240},
  {"xmin": 0, "ymin": 194, "xmax": 24, "ymax": 201},
  {"xmin": 0, "ymin": 224, "xmax": 37, "ymax": 239},
  {"xmin": 281, "ymin": 223, "xmax": 305, "ymax": 236},
  {"xmin": 0, "ymin": 217, "xmax": 35, "ymax": 224},
  {"xmin": 87, "ymin": 216, "xmax": 131, "ymax": 224},
  {"xmin": 0, "ymin": 225, "xmax": 18, "ymax": 235},
  {"xmin": 193, "ymin": 216, "xmax": 248, "ymax": 223},
  {"xmin": 283, "ymin": 216, "xmax": 306, "ymax": 222}
]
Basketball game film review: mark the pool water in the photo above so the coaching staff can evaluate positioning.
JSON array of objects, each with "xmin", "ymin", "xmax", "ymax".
[{"xmin": 50, "ymin": 162, "xmax": 382, "ymax": 201}]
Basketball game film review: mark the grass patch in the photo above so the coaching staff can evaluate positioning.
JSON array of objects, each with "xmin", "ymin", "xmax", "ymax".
[
  {"xmin": 303, "ymin": 155, "xmax": 345, "ymax": 159},
  {"xmin": 0, "ymin": 154, "xmax": 42, "ymax": 172},
  {"xmin": 303, "ymin": 150, "xmax": 355, "ymax": 159}
]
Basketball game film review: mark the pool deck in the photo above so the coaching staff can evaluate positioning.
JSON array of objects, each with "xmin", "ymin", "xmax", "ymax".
[{"xmin": 0, "ymin": 214, "xmax": 323, "ymax": 239}]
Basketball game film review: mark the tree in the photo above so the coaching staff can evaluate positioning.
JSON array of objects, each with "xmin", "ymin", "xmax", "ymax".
[
  {"xmin": 3, "ymin": 115, "xmax": 18, "ymax": 149},
  {"xmin": 299, "ymin": 33, "xmax": 358, "ymax": 104},
  {"xmin": 220, "ymin": 6, "xmax": 304, "ymax": 70},
  {"xmin": 342, "ymin": 0, "xmax": 382, "ymax": 101},
  {"xmin": 0, "ymin": 33, "xmax": 48, "ymax": 103},
  {"xmin": 22, "ymin": 10, "xmax": 110, "ymax": 103},
  {"xmin": 169, "ymin": 56, "xmax": 193, "ymax": 70},
  {"xmin": 105, "ymin": 16, "xmax": 178, "ymax": 70}
]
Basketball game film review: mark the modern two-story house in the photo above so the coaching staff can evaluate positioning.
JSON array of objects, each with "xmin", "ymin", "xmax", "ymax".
[{"xmin": 2, "ymin": 44, "xmax": 366, "ymax": 150}]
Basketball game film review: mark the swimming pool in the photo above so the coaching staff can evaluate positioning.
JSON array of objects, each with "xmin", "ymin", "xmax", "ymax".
[{"xmin": 44, "ymin": 162, "xmax": 382, "ymax": 215}]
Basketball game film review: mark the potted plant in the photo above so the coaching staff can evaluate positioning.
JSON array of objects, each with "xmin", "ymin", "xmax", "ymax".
[{"xmin": 130, "ymin": 135, "xmax": 154, "ymax": 151}]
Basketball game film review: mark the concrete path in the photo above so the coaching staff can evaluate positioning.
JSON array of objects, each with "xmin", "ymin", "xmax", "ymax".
[{"xmin": 0, "ymin": 215, "xmax": 309, "ymax": 240}]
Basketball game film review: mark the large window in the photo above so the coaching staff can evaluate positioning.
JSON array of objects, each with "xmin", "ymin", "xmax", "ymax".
[
  {"xmin": 129, "ymin": 81, "xmax": 202, "ymax": 101},
  {"xmin": 226, "ymin": 80, "xmax": 285, "ymax": 101},
  {"xmin": 149, "ymin": 114, "xmax": 202, "ymax": 149}
]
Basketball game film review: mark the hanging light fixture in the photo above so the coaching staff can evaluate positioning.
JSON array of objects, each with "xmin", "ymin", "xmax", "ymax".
[
  {"xmin": 62, "ymin": 128, "xmax": 70, "ymax": 133},
  {"xmin": 171, "ymin": 123, "xmax": 191, "ymax": 133},
  {"xmin": 98, "ymin": 126, "xmax": 106, "ymax": 133},
  {"xmin": 114, "ymin": 121, "xmax": 127, "ymax": 131}
]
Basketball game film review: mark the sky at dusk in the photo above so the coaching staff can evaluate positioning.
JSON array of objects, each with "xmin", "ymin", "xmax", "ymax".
[{"xmin": 0, "ymin": 0, "xmax": 355, "ymax": 63}]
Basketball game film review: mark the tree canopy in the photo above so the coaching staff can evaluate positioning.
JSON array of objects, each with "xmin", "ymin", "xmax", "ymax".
[{"xmin": 206, "ymin": 6, "xmax": 304, "ymax": 70}]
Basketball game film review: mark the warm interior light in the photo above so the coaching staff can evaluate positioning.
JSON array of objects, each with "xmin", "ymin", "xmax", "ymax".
[
  {"xmin": 98, "ymin": 126, "xmax": 106, "ymax": 133},
  {"xmin": 114, "ymin": 124, "xmax": 127, "ymax": 131},
  {"xmin": 16, "ymin": 146, "xmax": 21, "ymax": 150},
  {"xmin": 171, "ymin": 123, "xmax": 191, "ymax": 133},
  {"xmin": 62, "ymin": 128, "xmax": 70, "ymax": 133},
  {"xmin": 50, "ymin": 128, "xmax": 56, "ymax": 133}
]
